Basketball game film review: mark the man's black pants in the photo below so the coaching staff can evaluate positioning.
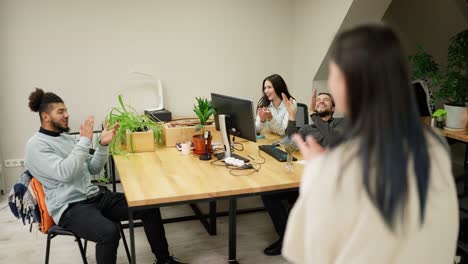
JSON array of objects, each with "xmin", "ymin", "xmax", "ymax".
[
  {"xmin": 261, "ymin": 190, "xmax": 299, "ymax": 239},
  {"xmin": 59, "ymin": 188, "xmax": 170, "ymax": 264}
]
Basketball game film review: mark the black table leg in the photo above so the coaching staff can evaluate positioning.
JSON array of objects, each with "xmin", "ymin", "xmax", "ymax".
[
  {"xmin": 209, "ymin": 201, "xmax": 217, "ymax": 235},
  {"xmin": 109, "ymin": 155, "xmax": 117, "ymax": 193},
  {"xmin": 228, "ymin": 198, "xmax": 238, "ymax": 263},
  {"xmin": 129, "ymin": 208, "xmax": 136, "ymax": 264},
  {"xmin": 464, "ymin": 143, "xmax": 468, "ymax": 168}
]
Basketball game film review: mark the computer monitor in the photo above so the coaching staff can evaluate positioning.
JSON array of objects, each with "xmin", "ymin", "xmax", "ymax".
[{"xmin": 211, "ymin": 93, "xmax": 257, "ymax": 160}]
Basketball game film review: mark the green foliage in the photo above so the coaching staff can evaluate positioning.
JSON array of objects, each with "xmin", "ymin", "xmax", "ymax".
[
  {"xmin": 408, "ymin": 44, "xmax": 439, "ymax": 80},
  {"xmin": 105, "ymin": 94, "xmax": 163, "ymax": 154},
  {"xmin": 437, "ymin": 29, "xmax": 468, "ymax": 106},
  {"xmin": 409, "ymin": 29, "xmax": 468, "ymax": 106},
  {"xmin": 432, "ymin": 109, "xmax": 447, "ymax": 118},
  {"xmin": 193, "ymin": 97, "xmax": 215, "ymax": 136}
]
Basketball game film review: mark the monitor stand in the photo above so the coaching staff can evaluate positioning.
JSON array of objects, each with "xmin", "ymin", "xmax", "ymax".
[
  {"xmin": 214, "ymin": 152, "xmax": 249, "ymax": 162},
  {"xmin": 217, "ymin": 114, "xmax": 250, "ymax": 163}
]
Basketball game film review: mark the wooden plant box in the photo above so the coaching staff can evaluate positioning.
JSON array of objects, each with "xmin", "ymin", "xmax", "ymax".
[
  {"xmin": 125, "ymin": 129, "xmax": 155, "ymax": 153},
  {"xmin": 163, "ymin": 119, "xmax": 220, "ymax": 147}
]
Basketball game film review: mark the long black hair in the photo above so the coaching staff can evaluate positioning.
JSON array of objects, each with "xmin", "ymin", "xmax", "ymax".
[
  {"xmin": 257, "ymin": 74, "xmax": 294, "ymax": 108},
  {"xmin": 330, "ymin": 24, "xmax": 441, "ymax": 230}
]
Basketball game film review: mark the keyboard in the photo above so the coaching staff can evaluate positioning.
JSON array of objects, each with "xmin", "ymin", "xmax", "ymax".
[{"xmin": 258, "ymin": 145, "xmax": 297, "ymax": 162}]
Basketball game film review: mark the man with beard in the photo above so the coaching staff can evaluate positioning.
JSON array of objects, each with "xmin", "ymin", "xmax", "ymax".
[
  {"xmin": 285, "ymin": 89, "xmax": 345, "ymax": 146},
  {"xmin": 24, "ymin": 88, "xmax": 184, "ymax": 264},
  {"xmin": 260, "ymin": 89, "xmax": 345, "ymax": 257}
]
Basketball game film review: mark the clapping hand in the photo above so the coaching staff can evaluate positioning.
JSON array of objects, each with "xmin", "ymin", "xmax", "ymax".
[
  {"xmin": 80, "ymin": 116, "xmax": 95, "ymax": 140},
  {"xmin": 258, "ymin": 107, "xmax": 272, "ymax": 122},
  {"xmin": 309, "ymin": 88, "xmax": 317, "ymax": 114},
  {"xmin": 281, "ymin": 93, "xmax": 296, "ymax": 120},
  {"xmin": 292, "ymin": 134, "xmax": 325, "ymax": 160},
  {"xmin": 99, "ymin": 123, "xmax": 120, "ymax": 146}
]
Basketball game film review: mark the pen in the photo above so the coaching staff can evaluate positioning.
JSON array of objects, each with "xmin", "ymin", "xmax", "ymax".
[{"xmin": 248, "ymin": 155, "xmax": 255, "ymax": 160}]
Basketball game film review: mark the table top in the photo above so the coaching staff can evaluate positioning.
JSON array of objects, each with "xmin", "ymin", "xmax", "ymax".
[
  {"xmin": 439, "ymin": 129, "xmax": 468, "ymax": 143},
  {"xmin": 114, "ymin": 135, "xmax": 303, "ymax": 207},
  {"xmin": 420, "ymin": 117, "xmax": 468, "ymax": 143}
]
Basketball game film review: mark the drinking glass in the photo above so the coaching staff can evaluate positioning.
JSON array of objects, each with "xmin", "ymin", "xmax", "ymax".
[{"xmin": 282, "ymin": 138, "xmax": 297, "ymax": 174}]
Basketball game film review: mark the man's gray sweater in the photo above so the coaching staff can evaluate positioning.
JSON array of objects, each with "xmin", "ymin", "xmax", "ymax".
[
  {"xmin": 286, "ymin": 113, "xmax": 345, "ymax": 147},
  {"xmin": 25, "ymin": 128, "xmax": 109, "ymax": 224}
]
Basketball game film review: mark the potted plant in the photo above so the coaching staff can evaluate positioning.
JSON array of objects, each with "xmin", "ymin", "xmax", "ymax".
[
  {"xmin": 105, "ymin": 94, "xmax": 163, "ymax": 154},
  {"xmin": 436, "ymin": 29, "xmax": 468, "ymax": 130},
  {"xmin": 409, "ymin": 29, "xmax": 468, "ymax": 130},
  {"xmin": 192, "ymin": 97, "xmax": 216, "ymax": 155},
  {"xmin": 408, "ymin": 45, "xmax": 438, "ymax": 115},
  {"xmin": 408, "ymin": 44, "xmax": 439, "ymax": 81}
]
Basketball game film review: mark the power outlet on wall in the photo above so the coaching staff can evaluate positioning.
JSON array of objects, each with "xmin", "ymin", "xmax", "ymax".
[{"xmin": 4, "ymin": 159, "xmax": 25, "ymax": 168}]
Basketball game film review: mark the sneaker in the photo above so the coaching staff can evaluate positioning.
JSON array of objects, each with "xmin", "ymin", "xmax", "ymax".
[
  {"xmin": 263, "ymin": 239, "xmax": 283, "ymax": 256},
  {"xmin": 155, "ymin": 256, "xmax": 187, "ymax": 264}
]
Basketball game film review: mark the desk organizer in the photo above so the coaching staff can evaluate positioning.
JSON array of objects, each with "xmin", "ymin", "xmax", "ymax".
[{"xmin": 163, "ymin": 118, "xmax": 221, "ymax": 147}]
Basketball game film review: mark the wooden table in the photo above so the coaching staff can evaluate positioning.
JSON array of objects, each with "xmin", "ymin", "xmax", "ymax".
[
  {"xmin": 113, "ymin": 135, "xmax": 303, "ymax": 263},
  {"xmin": 420, "ymin": 117, "xmax": 468, "ymax": 143},
  {"xmin": 439, "ymin": 129, "xmax": 468, "ymax": 143},
  {"xmin": 439, "ymin": 128, "xmax": 468, "ymax": 170},
  {"xmin": 421, "ymin": 117, "xmax": 467, "ymax": 166}
]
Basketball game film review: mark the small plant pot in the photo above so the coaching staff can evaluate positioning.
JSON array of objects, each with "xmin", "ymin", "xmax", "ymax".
[
  {"xmin": 192, "ymin": 134, "xmax": 213, "ymax": 155},
  {"xmin": 444, "ymin": 104, "xmax": 468, "ymax": 131},
  {"xmin": 126, "ymin": 129, "xmax": 155, "ymax": 153}
]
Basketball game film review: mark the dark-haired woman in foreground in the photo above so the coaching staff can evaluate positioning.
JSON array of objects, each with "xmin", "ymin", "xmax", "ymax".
[{"xmin": 282, "ymin": 24, "xmax": 458, "ymax": 263}]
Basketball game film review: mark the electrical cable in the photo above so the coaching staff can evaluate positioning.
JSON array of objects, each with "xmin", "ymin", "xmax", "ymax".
[
  {"xmin": 255, "ymin": 149, "xmax": 266, "ymax": 164},
  {"xmin": 209, "ymin": 155, "xmax": 264, "ymax": 176},
  {"xmin": 207, "ymin": 134, "xmax": 267, "ymax": 176},
  {"xmin": 228, "ymin": 164, "xmax": 261, "ymax": 176},
  {"xmin": 231, "ymin": 142, "xmax": 244, "ymax": 152}
]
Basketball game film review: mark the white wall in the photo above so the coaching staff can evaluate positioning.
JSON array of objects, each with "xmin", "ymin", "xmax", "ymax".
[
  {"xmin": 0, "ymin": 0, "xmax": 293, "ymax": 190},
  {"xmin": 1, "ymin": 0, "xmax": 413, "ymax": 192},
  {"xmin": 290, "ymin": 0, "xmax": 353, "ymax": 106},
  {"xmin": 0, "ymin": 142, "xmax": 3, "ymax": 194},
  {"xmin": 291, "ymin": 0, "xmax": 392, "ymax": 113},
  {"xmin": 383, "ymin": 0, "xmax": 468, "ymax": 67},
  {"xmin": 0, "ymin": 12, "xmax": 6, "ymax": 193},
  {"xmin": 314, "ymin": 0, "xmax": 392, "ymax": 80}
]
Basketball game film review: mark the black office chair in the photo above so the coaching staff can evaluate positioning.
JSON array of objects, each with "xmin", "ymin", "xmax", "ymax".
[
  {"xmin": 295, "ymin": 103, "xmax": 309, "ymax": 128},
  {"xmin": 31, "ymin": 175, "xmax": 131, "ymax": 264},
  {"xmin": 46, "ymin": 225, "xmax": 88, "ymax": 264},
  {"xmin": 45, "ymin": 223, "xmax": 131, "ymax": 264},
  {"xmin": 413, "ymin": 80, "xmax": 435, "ymax": 117}
]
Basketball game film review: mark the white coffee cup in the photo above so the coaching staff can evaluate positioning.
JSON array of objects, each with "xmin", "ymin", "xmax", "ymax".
[{"xmin": 181, "ymin": 142, "xmax": 191, "ymax": 155}]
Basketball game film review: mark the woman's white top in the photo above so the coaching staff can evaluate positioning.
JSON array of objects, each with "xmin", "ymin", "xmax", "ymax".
[
  {"xmin": 283, "ymin": 134, "xmax": 458, "ymax": 264},
  {"xmin": 255, "ymin": 100, "xmax": 296, "ymax": 136}
]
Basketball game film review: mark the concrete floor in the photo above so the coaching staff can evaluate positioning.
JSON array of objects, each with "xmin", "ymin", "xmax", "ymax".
[{"xmin": 0, "ymin": 192, "xmax": 289, "ymax": 264}]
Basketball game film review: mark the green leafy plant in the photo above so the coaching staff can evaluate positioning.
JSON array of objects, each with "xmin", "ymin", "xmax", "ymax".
[
  {"xmin": 409, "ymin": 30, "xmax": 468, "ymax": 106},
  {"xmin": 193, "ymin": 97, "xmax": 215, "ymax": 137},
  {"xmin": 105, "ymin": 94, "xmax": 163, "ymax": 154},
  {"xmin": 408, "ymin": 44, "xmax": 439, "ymax": 80},
  {"xmin": 435, "ymin": 29, "xmax": 468, "ymax": 106}
]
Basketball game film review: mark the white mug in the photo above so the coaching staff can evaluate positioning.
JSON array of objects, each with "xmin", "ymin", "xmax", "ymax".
[{"xmin": 181, "ymin": 142, "xmax": 191, "ymax": 155}]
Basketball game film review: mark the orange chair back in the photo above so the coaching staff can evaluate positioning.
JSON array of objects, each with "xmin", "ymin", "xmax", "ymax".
[{"xmin": 30, "ymin": 177, "xmax": 55, "ymax": 234}]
